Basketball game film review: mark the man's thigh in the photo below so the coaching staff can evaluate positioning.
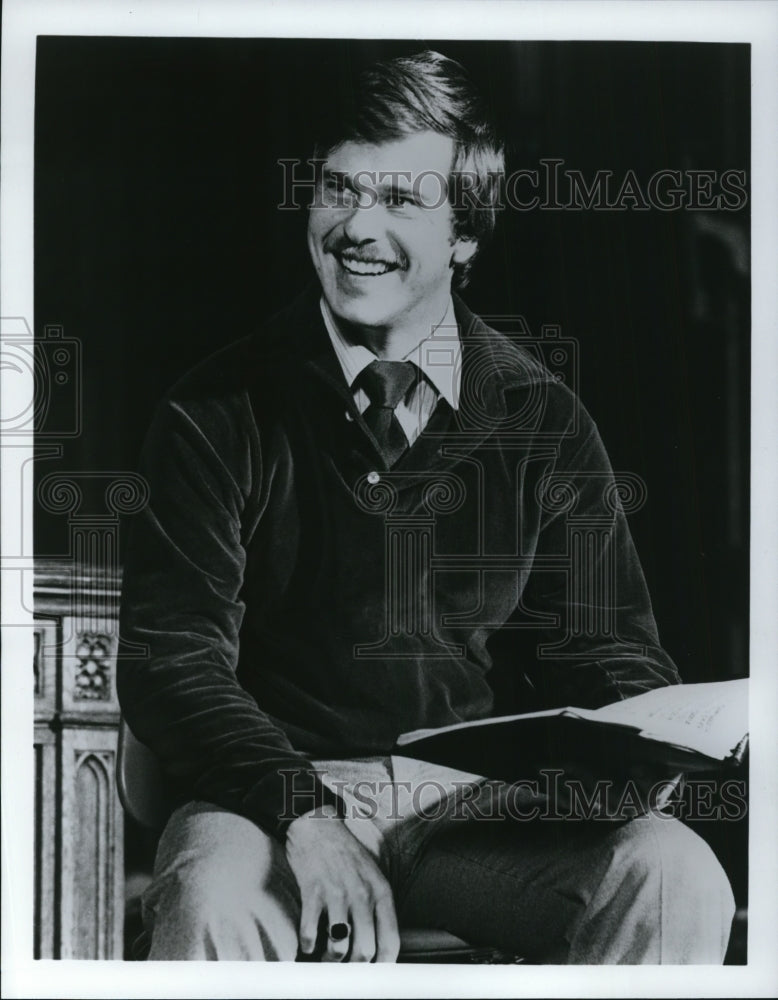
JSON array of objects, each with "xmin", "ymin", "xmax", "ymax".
[
  {"xmin": 395, "ymin": 795, "xmax": 735, "ymax": 964},
  {"xmin": 143, "ymin": 801, "xmax": 302, "ymax": 960}
]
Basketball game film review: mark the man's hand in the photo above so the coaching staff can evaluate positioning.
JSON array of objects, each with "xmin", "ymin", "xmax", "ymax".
[{"xmin": 285, "ymin": 806, "xmax": 400, "ymax": 962}]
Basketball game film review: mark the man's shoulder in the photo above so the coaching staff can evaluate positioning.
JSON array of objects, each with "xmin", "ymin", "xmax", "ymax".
[
  {"xmin": 145, "ymin": 289, "xmax": 321, "ymax": 458},
  {"xmin": 454, "ymin": 296, "xmax": 580, "ymax": 426},
  {"xmin": 163, "ymin": 287, "xmax": 319, "ymax": 406}
]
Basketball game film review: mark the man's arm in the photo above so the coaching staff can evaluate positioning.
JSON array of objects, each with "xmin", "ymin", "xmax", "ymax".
[
  {"xmin": 515, "ymin": 381, "xmax": 683, "ymax": 814},
  {"xmin": 117, "ymin": 392, "xmax": 344, "ymax": 838},
  {"xmin": 519, "ymin": 380, "xmax": 681, "ymax": 710},
  {"xmin": 118, "ymin": 389, "xmax": 399, "ymax": 959}
]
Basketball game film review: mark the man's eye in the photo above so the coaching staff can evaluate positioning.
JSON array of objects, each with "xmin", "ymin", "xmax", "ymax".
[
  {"xmin": 323, "ymin": 178, "xmax": 356, "ymax": 205},
  {"xmin": 387, "ymin": 190, "xmax": 414, "ymax": 208}
]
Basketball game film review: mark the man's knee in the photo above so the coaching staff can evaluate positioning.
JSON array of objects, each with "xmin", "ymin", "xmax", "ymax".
[
  {"xmin": 614, "ymin": 815, "xmax": 734, "ymax": 917},
  {"xmin": 145, "ymin": 803, "xmax": 301, "ymax": 960},
  {"xmin": 573, "ymin": 815, "xmax": 735, "ymax": 963}
]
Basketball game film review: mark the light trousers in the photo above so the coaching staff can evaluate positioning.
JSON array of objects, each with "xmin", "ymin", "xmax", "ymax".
[{"xmin": 142, "ymin": 756, "xmax": 735, "ymax": 963}]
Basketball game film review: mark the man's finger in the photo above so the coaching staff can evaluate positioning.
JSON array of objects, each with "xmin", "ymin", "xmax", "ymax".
[
  {"xmin": 373, "ymin": 890, "xmax": 400, "ymax": 963},
  {"xmin": 322, "ymin": 900, "xmax": 351, "ymax": 962},
  {"xmin": 298, "ymin": 894, "xmax": 323, "ymax": 955},
  {"xmin": 347, "ymin": 896, "xmax": 377, "ymax": 962}
]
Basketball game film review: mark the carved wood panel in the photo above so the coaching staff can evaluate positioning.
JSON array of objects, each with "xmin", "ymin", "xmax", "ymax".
[
  {"xmin": 33, "ymin": 562, "xmax": 124, "ymax": 960},
  {"xmin": 61, "ymin": 617, "xmax": 119, "ymax": 715},
  {"xmin": 34, "ymin": 730, "xmax": 57, "ymax": 959},
  {"xmin": 59, "ymin": 732, "xmax": 124, "ymax": 960}
]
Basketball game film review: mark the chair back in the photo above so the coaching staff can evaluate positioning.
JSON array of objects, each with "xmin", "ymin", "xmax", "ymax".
[{"xmin": 117, "ymin": 718, "xmax": 171, "ymax": 831}]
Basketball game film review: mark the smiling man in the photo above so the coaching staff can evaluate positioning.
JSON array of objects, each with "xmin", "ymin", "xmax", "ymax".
[
  {"xmin": 308, "ymin": 131, "xmax": 477, "ymax": 357},
  {"xmin": 118, "ymin": 50, "xmax": 734, "ymax": 963}
]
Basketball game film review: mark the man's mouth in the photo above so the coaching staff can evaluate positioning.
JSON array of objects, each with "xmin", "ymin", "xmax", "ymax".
[{"xmin": 336, "ymin": 253, "xmax": 402, "ymax": 277}]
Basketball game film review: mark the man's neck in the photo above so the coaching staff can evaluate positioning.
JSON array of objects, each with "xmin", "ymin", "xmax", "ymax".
[{"xmin": 323, "ymin": 291, "xmax": 453, "ymax": 361}]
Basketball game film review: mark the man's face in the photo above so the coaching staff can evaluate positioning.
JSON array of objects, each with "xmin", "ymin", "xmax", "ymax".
[{"xmin": 307, "ymin": 131, "xmax": 476, "ymax": 335}]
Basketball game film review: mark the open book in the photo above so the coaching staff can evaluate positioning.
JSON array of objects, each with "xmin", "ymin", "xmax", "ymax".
[{"xmin": 395, "ymin": 679, "xmax": 748, "ymax": 779}]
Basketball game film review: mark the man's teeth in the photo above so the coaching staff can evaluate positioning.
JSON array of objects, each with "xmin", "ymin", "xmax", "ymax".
[{"xmin": 340, "ymin": 257, "xmax": 394, "ymax": 275}]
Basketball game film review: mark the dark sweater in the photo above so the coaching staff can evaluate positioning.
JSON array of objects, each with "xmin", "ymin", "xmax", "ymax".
[{"xmin": 117, "ymin": 287, "xmax": 680, "ymax": 839}]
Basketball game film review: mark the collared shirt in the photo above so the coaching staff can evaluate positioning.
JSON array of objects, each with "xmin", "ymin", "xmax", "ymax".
[{"xmin": 320, "ymin": 296, "xmax": 461, "ymax": 446}]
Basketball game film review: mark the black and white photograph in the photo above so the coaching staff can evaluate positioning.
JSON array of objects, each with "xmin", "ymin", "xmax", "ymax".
[{"xmin": 2, "ymin": 2, "xmax": 777, "ymax": 998}]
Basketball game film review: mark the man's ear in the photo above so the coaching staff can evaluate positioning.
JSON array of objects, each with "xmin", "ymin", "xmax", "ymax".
[{"xmin": 451, "ymin": 238, "xmax": 478, "ymax": 267}]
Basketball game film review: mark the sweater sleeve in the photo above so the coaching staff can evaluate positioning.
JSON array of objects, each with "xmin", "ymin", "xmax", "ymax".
[
  {"xmin": 117, "ymin": 392, "xmax": 345, "ymax": 840},
  {"xmin": 517, "ymin": 381, "xmax": 682, "ymax": 710}
]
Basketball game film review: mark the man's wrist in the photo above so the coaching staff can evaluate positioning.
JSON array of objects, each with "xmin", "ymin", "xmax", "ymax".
[
  {"xmin": 285, "ymin": 803, "xmax": 350, "ymax": 849},
  {"xmin": 276, "ymin": 784, "xmax": 349, "ymax": 841}
]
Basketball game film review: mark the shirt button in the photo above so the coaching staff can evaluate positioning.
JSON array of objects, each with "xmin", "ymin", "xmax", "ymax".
[
  {"xmin": 345, "ymin": 411, "xmax": 354, "ymax": 422},
  {"xmin": 367, "ymin": 471, "xmax": 381, "ymax": 485}
]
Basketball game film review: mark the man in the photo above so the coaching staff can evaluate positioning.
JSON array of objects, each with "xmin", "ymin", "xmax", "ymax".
[{"xmin": 118, "ymin": 50, "xmax": 734, "ymax": 963}]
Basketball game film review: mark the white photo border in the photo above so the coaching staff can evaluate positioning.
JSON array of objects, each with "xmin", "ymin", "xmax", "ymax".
[{"xmin": 2, "ymin": 1, "xmax": 777, "ymax": 997}]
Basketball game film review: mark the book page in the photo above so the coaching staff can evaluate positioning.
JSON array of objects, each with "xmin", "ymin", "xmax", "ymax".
[
  {"xmin": 395, "ymin": 706, "xmax": 565, "ymax": 746},
  {"xmin": 583, "ymin": 679, "xmax": 748, "ymax": 760}
]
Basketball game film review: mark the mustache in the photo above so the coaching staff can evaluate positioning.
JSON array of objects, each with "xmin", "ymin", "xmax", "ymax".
[{"xmin": 325, "ymin": 238, "xmax": 408, "ymax": 270}]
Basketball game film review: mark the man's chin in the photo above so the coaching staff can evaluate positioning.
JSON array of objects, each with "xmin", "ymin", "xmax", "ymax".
[{"xmin": 323, "ymin": 290, "xmax": 400, "ymax": 332}]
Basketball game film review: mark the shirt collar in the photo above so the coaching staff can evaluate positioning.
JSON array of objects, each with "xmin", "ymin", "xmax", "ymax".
[{"xmin": 319, "ymin": 295, "xmax": 461, "ymax": 410}]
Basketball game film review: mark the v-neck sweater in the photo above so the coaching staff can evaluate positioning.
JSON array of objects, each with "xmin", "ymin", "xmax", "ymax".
[{"xmin": 118, "ymin": 286, "xmax": 680, "ymax": 839}]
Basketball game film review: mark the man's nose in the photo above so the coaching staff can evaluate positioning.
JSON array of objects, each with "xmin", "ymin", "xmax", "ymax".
[{"xmin": 342, "ymin": 194, "xmax": 383, "ymax": 244}]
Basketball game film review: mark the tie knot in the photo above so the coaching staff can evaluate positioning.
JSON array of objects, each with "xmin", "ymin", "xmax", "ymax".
[{"xmin": 358, "ymin": 360, "xmax": 418, "ymax": 409}]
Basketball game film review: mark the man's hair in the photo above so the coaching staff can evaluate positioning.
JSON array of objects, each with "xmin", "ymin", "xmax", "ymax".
[{"xmin": 313, "ymin": 50, "xmax": 505, "ymax": 288}]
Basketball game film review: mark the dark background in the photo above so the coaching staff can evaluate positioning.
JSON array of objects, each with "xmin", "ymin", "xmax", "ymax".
[
  {"xmin": 33, "ymin": 36, "xmax": 750, "ymax": 945},
  {"xmin": 34, "ymin": 36, "xmax": 750, "ymax": 686}
]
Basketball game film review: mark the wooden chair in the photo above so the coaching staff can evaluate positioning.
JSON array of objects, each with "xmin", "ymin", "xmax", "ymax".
[{"xmin": 116, "ymin": 720, "xmax": 522, "ymax": 963}]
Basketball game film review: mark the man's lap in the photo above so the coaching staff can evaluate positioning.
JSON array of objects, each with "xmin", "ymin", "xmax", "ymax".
[
  {"xmin": 143, "ymin": 756, "xmax": 735, "ymax": 962},
  {"xmin": 396, "ymin": 791, "xmax": 732, "ymax": 962}
]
